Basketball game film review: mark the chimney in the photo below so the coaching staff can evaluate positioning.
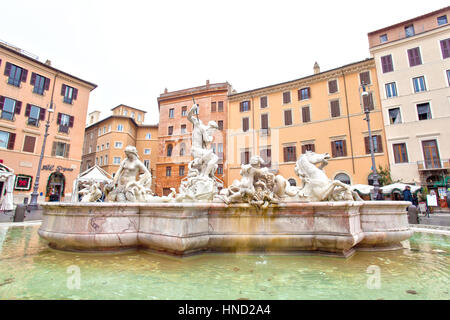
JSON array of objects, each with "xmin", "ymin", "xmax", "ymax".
[
  {"xmin": 164, "ymin": 88, "xmax": 168, "ymax": 94},
  {"xmin": 206, "ymin": 79, "xmax": 210, "ymax": 86},
  {"xmin": 45, "ymin": 59, "xmax": 52, "ymax": 66},
  {"xmin": 313, "ymin": 62, "xmax": 320, "ymax": 74}
]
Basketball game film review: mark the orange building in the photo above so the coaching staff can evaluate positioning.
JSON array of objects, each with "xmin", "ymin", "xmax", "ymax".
[
  {"xmin": 81, "ymin": 105, "xmax": 159, "ymax": 191},
  {"xmin": 0, "ymin": 41, "xmax": 96, "ymax": 203},
  {"xmin": 227, "ymin": 59, "xmax": 389, "ymax": 188},
  {"xmin": 156, "ymin": 81, "xmax": 232, "ymax": 196}
]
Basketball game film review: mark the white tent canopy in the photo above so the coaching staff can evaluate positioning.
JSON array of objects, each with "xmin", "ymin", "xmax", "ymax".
[
  {"xmin": 351, "ymin": 184, "xmax": 374, "ymax": 195},
  {"xmin": 71, "ymin": 165, "xmax": 112, "ymax": 202},
  {"xmin": 380, "ymin": 183, "xmax": 421, "ymax": 194},
  {"xmin": 0, "ymin": 163, "xmax": 15, "ymax": 211}
]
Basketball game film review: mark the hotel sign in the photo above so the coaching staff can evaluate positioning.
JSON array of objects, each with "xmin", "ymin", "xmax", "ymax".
[{"xmin": 42, "ymin": 165, "xmax": 74, "ymax": 172}]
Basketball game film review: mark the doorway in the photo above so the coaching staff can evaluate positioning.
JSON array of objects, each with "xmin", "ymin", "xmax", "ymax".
[{"xmin": 46, "ymin": 172, "xmax": 65, "ymax": 201}]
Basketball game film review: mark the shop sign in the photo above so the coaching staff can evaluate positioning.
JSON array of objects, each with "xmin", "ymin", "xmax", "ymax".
[
  {"xmin": 42, "ymin": 165, "xmax": 74, "ymax": 172},
  {"xmin": 14, "ymin": 174, "xmax": 33, "ymax": 191}
]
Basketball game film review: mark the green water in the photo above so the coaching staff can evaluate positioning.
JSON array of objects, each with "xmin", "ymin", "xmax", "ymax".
[{"xmin": 0, "ymin": 224, "xmax": 449, "ymax": 300}]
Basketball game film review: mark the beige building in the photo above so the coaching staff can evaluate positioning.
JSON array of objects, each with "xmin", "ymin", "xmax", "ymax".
[
  {"xmin": 81, "ymin": 105, "xmax": 158, "ymax": 191},
  {"xmin": 368, "ymin": 7, "xmax": 450, "ymax": 188},
  {"xmin": 0, "ymin": 41, "xmax": 96, "ymax": 203}
]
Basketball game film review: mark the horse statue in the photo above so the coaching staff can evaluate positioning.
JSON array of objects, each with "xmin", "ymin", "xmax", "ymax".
[{"xmin": 295, "ymin": 151, "xmax": 362, "ymax": 202}]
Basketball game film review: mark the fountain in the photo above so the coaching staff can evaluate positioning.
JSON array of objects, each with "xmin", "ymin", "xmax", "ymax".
[{"xmin": 38, "ymin": 104, "xmax": 413, "ymax": 258}]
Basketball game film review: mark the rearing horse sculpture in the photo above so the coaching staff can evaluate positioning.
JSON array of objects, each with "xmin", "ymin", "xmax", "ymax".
[{"xmin": 295, "ymin": 151, "xmax": 362, "ymax": 202}]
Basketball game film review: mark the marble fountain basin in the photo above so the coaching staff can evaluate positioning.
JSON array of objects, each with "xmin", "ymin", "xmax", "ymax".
[{"xmin": 38, "ymin": 201, "xmax": 413, "ymax": 258}]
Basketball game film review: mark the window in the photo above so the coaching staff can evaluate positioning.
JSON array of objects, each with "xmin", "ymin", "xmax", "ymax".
[
  {"xmin": 31, "ymin": 73, "xmax": 49, "ymax": 95},
  {"xmin": 260, "ymin": 96, "xmax": 268, "ymax": 108},
  {"xmin": 5, "ymin": 63, "xmax": 27, "ymax": 87},
  {"xmin": 217, "ymin": 164, "xmax": 223, "ymax": 175},
  {"xmin": 242, "ymin": 117, "xmax": 249, "ymax": 132},
  {"xmin": 180, "ymin": 143, "xmax": 186, "ymax": 156},
  {"xmin": 283, "ymin": 146, "xmax": 297, "ymax": 162},
  {"xmin": 331, "ymin": 140, "xmax": 347, "ymax": 158},
  {"xmin": 106, "ymin": 142, "xmax": 109, "ymax": 149},
  {"xmin": 144, "ymin": 149, "xmax": 151, "ymax": 155},
  {"xmin": 166, "ymin": 166, "xmax": 172, "ymax": 176},
  {"xmin": 261, "ymin": 114, "xmax": 269, "ymax": 130},
  {"xmin": 413, "ymin": 76, "xmax": 426, "ymax": 92},
  {"xmin": 283, "ymin": 91, "xmax": 291, "ymax": 104},
  {"xmin": 89, "ymin": 146, "xmax": 92, "ymax": 153},
  {"xmin": 101, "ymin": 144, "xmax": 104, "ymax": 150},
  {"xmin": 52, "ymin": 142, "xmax": 70, "ymax": 158},
  {"xmin": 0, "ymin": 130, "xmax": 15, "ymax": 150},
  {"xmin": 181, "ymin": 106, "xmax": 187, "ymax": 117},
  {"xmin": 211, "ymin": 102, "xmax": 216, "ymax": 112},
  {"xmin": 123, "ymin": 110, "xmax": 128, "ymax": 116},
  {"xmin": 301, "ymin": 144, "xmax": 315, "ymax": 153},
  {"xmin": 385, "ymin": 82, "xmax": 397, "ymax": 98},
  {"xmin": 217, "ymin": 120, "xmax": 223, "ymax": 131},
  {"xmin": 407, "ymin": 47, "xmax": 422, "ymax": 67},
  {"xmin": 422, "ymin": 140, "xmax": 441, "ymax": 169},
  {"xmin": 447, "ymin": 70, "xmax": 450, "ymax": 86},
  {"xmin": 380, "ymin": 34, "xmax": 388, "ymax": 43},
  {"xmin": 240, "ymin": 101, "xmax": 250, "ymax": 112},
  {"xmin": 169, "ymin": 108, "xmax": 174, "ymax": 118},
  {"xmin": 359, "ymin": 71, "xmax": 371, "ymax": 85},
  {"xmin": 241, "ymin": 150, "xmax": 251, "ymax": 164},
  {"xmin": 97, "ymin": 145, "xmax": 100, "ymax": 152},
  {"xmin": 145, "ymin": 133, "xmax": 151, "ymax": 139},
  {"xmin": 23, "ymin": 136, "xmax": 36, "ymax": 153},
  {"xmin": 144, "ymin": 160, "xmax": 150, "ymax": 169},
  {"xmin": 181, "ymin": 124, "xmax": 187, "ymax": 133},
  {"xmin": 115, "ymin": 142, "xmax": 123, "ymax": 148},
  {"xmin": 301, "ymin": 106, "xmax": 311, "ymax": 123},
  {"xmin": 405, "ymin": 25, "xmax": 415, "ymax": 37},
  {"xmin": 0, "ymin": 97, "xmax": 20, "ymax": 121},
  {"xmin": 98, "ymin": 128, "xmax": 102, "ymax": 136},
  {"xmin": 218, "ymin": 143, "xmax": 223, "ymax": 158},
  {"xmin": 167, "ymin": 144, "xmax": 173, "ymax": 157},
  {"xmin": 330, "ymin": 100, "xmax": 340, "ymax": 117},
  {"xmin": 218, "ymin": 101, "xmax": 224, "ymax": 112},
  {"xmin": 104, "ymin": 155, "xmax": 108, "ymax": 165},
  {"xmin": 117, "ymin": 124, "xmax": 123, "ymax": 131},
  {"xmin": 381, "ymin": 55, "xmax": 394, "ymax": 73},
  {"xmin": 168, "ymin": 126, "xmax": 173, "ymax": 136},
  {"xmin": 284, "ymin": 109, "xmax": 293, "ymax": 126},
  {"xmin": 57, "ymin": 113, "xmax": 73, "ymax": 133},
  {"xmin": 364, "ymin": 135, "xmax": 383, "ymax": 154},
  {"xmin": 114, "ymin": 157, "xmax": 121, "ymax": 164},
  {"xmin": 393, "ymin": 143, "xmax": 408, "ymax": 163},
  {"xmin": 131, "ymin": 112, "xmax": 135, "ymax": 119},
  {"xmin": 437, "ymin": 15, "xmax": 448, "ymax": 25},
  {"xmin": 417, "ymin": 103, "xmax": 432, "ymax": 120},
  {"xmin": 61, "ymin": 84, "xmax": 77, "ymax": 104},
  {"xmin": 328, "ymin": 80, "xmax": 338, "ymax": 94},
  {"xmin": 362, "ymin": 92, "xmax": 374, "ymax": 111},
  {"xmin": 179, "ymin": 166, "xmax": 185, "ymax": 176},
  {"xmin": 138, "ymin": 114, "xmax": 142, "ymax": 122},
  {"xmin": 388, "ymin": 108, "xmax": 402, "ymax": 124},
  {"xmin": 100, "ymin": 156, "xmax": 103, "ymax": 166},
  {"xmin": 334, "ymin": 173, "xmax": 351, "ymax": 185},
  {"xmin": 103, "ymin": 126, "xmax": 106, "ymax": 134},
  {"xmin": 298, "ymin": 87, "xmax": 310, "ymax": 100},
  {"xmin": 260, "ymin": 148, "xmax": 271, "ymax": 167},
  {"xmin": 440, "ymin": 38, "xmax": 450, "ymax": 59},
  {"xmin": 108, "ymin": 125, "xmax": 111, "ymax": 132}
]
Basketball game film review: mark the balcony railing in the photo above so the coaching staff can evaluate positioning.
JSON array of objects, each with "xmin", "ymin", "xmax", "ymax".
[
  {"xmin": 260, "ymin": 128, "xmax": 271, "ymax": 136},
  {"xmin": 417, "ymin": 159, "xmax": 449, "ymax": 170},
  {"xmin": 58, "ymin": 125, "xmax": 70, "ymax": 134}
]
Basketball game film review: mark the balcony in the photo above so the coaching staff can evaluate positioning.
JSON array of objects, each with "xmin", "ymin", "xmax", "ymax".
[
  {"xmin": 417, "ymin": 159, "xmax": 450, "ymax": 171},
  {"xmin": 259, "ymin": 128, "xmax": 271, "ymax": 136}
]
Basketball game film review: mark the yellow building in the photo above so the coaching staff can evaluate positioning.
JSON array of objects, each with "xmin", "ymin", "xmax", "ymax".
[
  {"xmin": 226, "ymin": 59, "xmax": 389, "ymax": 188},
  {"xmin": 81, "ymin": 105, "xmax": 158, "ymax": 191}
]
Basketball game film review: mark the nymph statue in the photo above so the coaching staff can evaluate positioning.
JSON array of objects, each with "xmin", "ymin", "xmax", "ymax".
[{"xmin": 104, "ymin": 145, "xmax": 153, "ymax": 202}]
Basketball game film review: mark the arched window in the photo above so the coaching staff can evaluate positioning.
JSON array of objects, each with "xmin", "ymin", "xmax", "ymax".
[
  {"xmin": 180, "ymin": 143, "xmax": 186, "ymax": 156},
  {"xmin": 335, "ymin": 173, "xmax": 351, "ymax": 185},
  {"xmin": 288, "ymin": 178, "xmax": 297, "ymax": 186},
  {"xmin": 167, "ymin": 144, "xmax": 173, "ymax": 157}
]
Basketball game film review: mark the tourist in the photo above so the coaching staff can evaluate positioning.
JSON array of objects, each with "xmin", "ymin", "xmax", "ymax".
[
  {"xmin": 375, "ymin": 189, "xmax": 384, "ymax": 200},
  {"xmin": 412, "ymin": 193, "xmax": 419, "ymax": 207},
  {"xmin": 402, "ymin": 186, "xmax": 413, "ymax": 203},
  {"xmin": 447, "ymin": 188, "xmax": 450, "ymax": 209}
]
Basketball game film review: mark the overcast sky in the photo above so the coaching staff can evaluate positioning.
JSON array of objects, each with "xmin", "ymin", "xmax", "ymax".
[{"xmin": 1, "ymin": 0, "xmax": 448, "ymax": 124}]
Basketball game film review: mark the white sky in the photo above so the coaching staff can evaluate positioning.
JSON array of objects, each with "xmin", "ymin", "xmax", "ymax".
[{"xmin": 1, "ymin": 0, "xmax": 448, "ymax": 124}]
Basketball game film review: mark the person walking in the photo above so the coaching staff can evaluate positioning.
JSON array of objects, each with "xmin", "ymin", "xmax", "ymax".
[
  {"xmin": 375, "ymin": 189, "xmax": 384, "ymax": 200},
  {"xmin": 447, "ymin": 188, "xmax": 450, "ymax": 209},
  {"xmin": 403, "ymin": 186, "xmax": 413, "ymax": 203}
]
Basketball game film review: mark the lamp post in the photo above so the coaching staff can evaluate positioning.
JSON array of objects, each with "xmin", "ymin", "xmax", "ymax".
[
  {"xmin": 359, "ymin": 82, "xmax": 380, "ymax": 200},
  {"xmin": 28, "ymin": 101, "xmax": 55, "ymax": 209}
]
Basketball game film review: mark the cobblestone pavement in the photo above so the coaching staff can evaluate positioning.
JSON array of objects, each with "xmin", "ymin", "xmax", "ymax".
[{"xmin": 417, "ymin": 213, "xmax": 450, "ymax": 227}]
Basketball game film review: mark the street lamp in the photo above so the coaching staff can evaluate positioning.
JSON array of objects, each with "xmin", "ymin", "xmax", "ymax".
[
  {"xmin": 359, "ymin": 82, "xmax": 380, "ymax": 200},
  {"xmin": 28, "ymin": 101, "xmax": 55, "ymax": 209}
]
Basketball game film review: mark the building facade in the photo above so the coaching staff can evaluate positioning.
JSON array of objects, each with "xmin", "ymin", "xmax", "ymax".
[
  {"xmin": 0, "ymin": 42, "xmax": 96, "ymax": 204},
  {"xmin": 368, "ymin": 6, "xmax": 450, "ymax": 188},
  {"xmin": 156, "ymin": 81, "xmax": 231, "ymax": 196},
  {"xmin": 81, "ymin": 105, "xmax": 158, "ymax": 192},
  {"xmin": 227, "ymin": 59, "xmax": 389, "ymax": 188}
]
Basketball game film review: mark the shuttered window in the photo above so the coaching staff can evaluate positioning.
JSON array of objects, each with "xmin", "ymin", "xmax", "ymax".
[
  {"xmin": 240, "ymin": 100, "xmax": 251, "ymax": 112},
  {"xmin": 393, "ymin": 143, "xmax": 408, "ymax": 163},
  {"xmin": 359, "ymin": 71, "xmax": 371, "ymax": 85},
  {"xmin": 283, "ymin": 146, "xmax": 297, "ymax": 162},
  {"xmin": 241, "ymin": 150, "xmax": 251, "ymax": 164},
  {"xmin": 57, "ymin": 113, "xmax": 74, "ymax": 133},
  {"xmin": 181, "ymin": 106, "xmax": 187, "ymax": 117},
  {"xmin": 364, "ymin": 135, "xmax": 383, "ymax": 154},
  {"xmin": 260, "ymin": 148, "xmax": 271, "ymax": 167},
  {"xmin": 242, "ymin": 117, "xmax": 249, "ymax": 132},
  {"xmin": 330, "ymin": 100, "xmax": 340, "ymax": 117},
  {"xmin": 302, "ymin": 106, "xmax": 311, "ymax": 123},
  {"xmin": 284, "ymin": 109, "xmax": 293, "ymax": 126},
  {"xmin": 298, "ymin": 87, "xmax": 311, "ymax": 100},
  {"xmin": 283, "ymin": 91, "xmax": 291, "ymax": 104},
  {"xmin": 0, "ymin": 130, "xmax": 15, "ymax": 150},
  {"xmin": 31, "ymin": 73, "xmax": 50, "ymax": 95},
  {"xmin": 218, "ymin": 120, "xmax": 223, "ymax": 131},
  {"xmin": 26, "ymin": 104, "xmax": 45, "ymax": 126},
  {"xmin": 261, "ymin": 114, "xmax": 268, "ymax": 129},
  {"xmin": 211, "ymin": 102, "xmax": 216, "ymax": 112},
  {"xmin": 218, "ymin": 101, "xmax": 224, "ymax": 112},
  {"xmin": 331, "ymin": 140, "xmax": 347, "ymax": 158},
  {"xmin": 168, "ymin": 126, "xmax": 173, "ymax": 135},
  {"xmin": 52, "ymin": 142, "xmax": 70, "ymax": 158},
  {"xmin": 328, "ymin": 80, "xmax": 338, "ymax": 94},
  {"xmin": 166, "ymin": 166, "xmax": 171, "ymax": 176},
  {"xmin": 301, "ymin": 144, "xmax": 315, "ymax": 153},
  {"xmin": 61, "ymin": 84, "xmax": 78, "ymax": 104},
  {"xmin": 441, "ymin": 38, "xmax": 450, "ymax": 59},
  {"xmin": 407, "ymin": 47, "xmax": 422, "ymax": 67},
  {"xmin": 381, "ymin": 55, "xmax": 394, "ymax": 73},
  {"xmin": 0, "ymin": 97, "xmax": 21, "ymax": 121},
  {"xmin": 362, "ymin": 92, "xmax": 375, "ymax": 111},
  {"xmin": 260, "ymin": 96, "xmax": 268, "ymax": 108},
  {"xmin": 4, "ymin": 62, "xmax": 27, "ymax": 87}
]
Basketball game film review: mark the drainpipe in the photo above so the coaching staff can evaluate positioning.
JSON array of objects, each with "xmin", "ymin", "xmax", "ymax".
[{"xmin": 341, "ymin": 70, "xmax": 355, "ymax": 174}]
